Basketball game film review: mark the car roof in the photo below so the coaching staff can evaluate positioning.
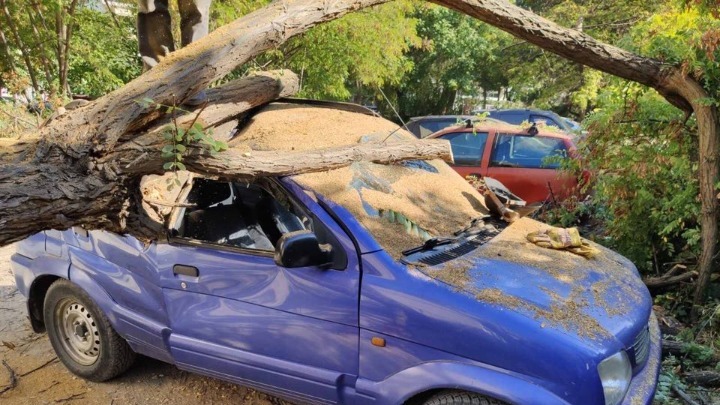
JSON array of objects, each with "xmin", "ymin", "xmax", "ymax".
[
  {"xmin": 231, "ymin": 99, "xmax": 415, "ymax": 152},
  {"xmin": 479, "ymin": 109, "xmax": 572, "ymax": 130},
  {"xmin": 408, "ymin": 115, "xmax": 476, "ymax": 121},
  {"xmin": 425, "ymin": 121, "xmax": 573, "ymax": 140}
]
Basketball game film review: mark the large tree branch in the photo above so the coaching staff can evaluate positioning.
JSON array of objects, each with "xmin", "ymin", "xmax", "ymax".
[
  {"xmin": 430, "ymin": 0, "xmax": 691, "ymax": 112},
  {"xmin": 116, "ymin": 139, "xmax": 453, "ymax": 178},
  {"xmin": 35, "ymin": 0, "xmax": 389, "ymax": 156}
]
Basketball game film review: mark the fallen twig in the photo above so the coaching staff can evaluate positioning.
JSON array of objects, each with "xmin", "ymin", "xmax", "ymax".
[
  {"xmin": 0, "ymin": 107, "xmax": 37, "ymax": 128},
  {"xmin": 684, "ymin": 370, "xmax": 720, "ymax": 387},
  {"xmin": 37, "ymin": 380, "xmax": 59, "ymax": 394},
  {"xmin": 661, "ymin": 339, "xmax": 720, "ymax": 366},
  {"xmin": 644, "ymin": 271, "xmax": 698, "ymax": 289},
  {"xmin": 55, "ymin": 393, "xmax": 85, "ymax": 403},
  {"xmin": 0, "ymin": 360, "xmax": 17, "ymax": 395},
  {"xmin": 673, "ymin": 385, "xmax": 701, "ymax": 405},
  {"xmin": 19, "ymin": 357, "xmax": 58, "ymax": 377},
  {"xmin": 666, "ymin": 264, "xmax": 688, "ymax": 277}
]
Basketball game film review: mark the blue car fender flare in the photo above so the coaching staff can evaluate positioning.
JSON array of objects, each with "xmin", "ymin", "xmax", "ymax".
[
  {"xmin": 356, "ymin": 361, "xmax": 571, "ymax": 405},
  {"xmin": 68, "ymin": 265, "xmax": 123, "ymax": 327}
]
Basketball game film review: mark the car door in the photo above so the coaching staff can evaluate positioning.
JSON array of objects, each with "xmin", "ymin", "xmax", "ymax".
[
  {"xmin": 485, "ymin": 133, "xmax": 573, "ymax": 203},
  {"xmin": 438, "ymin": 131, "xmax": 490, "ymax": 179},
  {"xmin": 154, "ymin": 178, "xmax": 360, "ymax": 404}
]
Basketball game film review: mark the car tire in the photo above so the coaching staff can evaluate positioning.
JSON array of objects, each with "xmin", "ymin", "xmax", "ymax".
[
  {"xmin": 44, "ymin": 279, "xmax": 135, "ymax": 382},
  {"xmin": 423, "ymin": 390, "xmax": 504, "ymax": 405}
]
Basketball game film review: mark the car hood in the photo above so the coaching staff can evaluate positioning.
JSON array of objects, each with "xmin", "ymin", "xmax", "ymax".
[{"xmin": 419, "ymin": 218, "xmax": 651, "ymax": 348}]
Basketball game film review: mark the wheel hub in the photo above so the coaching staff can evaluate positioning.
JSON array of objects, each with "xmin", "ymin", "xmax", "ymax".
[
  {"xmin": 55, "ymin": 299, "xmax": 101, "ymax": 366},
  {"xmin": 73, "ymin": 323, "xmax": 88, "ymax": 339}
]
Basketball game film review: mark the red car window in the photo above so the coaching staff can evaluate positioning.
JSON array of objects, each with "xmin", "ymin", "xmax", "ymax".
[
  {"xmin": 441, "ymin": 132, "xmax": 489, "ymax": 166},
  {"xmin": 490, "ymin": 134, "xmax": 568, "ymax": 169}
]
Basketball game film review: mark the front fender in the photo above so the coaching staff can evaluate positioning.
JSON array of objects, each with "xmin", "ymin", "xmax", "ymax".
[
  {"xmin": 356, "ymin": 361, "xmax": 570, "ymax": 405},
  {"xmin": 69, "ymin": 265, "xmax": 122, "ymax": 324},
  {"xmin": 69, "ymin": 265, "xmax": 174, "ymax": 363}
]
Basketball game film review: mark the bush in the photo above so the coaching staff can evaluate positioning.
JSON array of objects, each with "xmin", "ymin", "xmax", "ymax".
[{"xmin": 539, "ymin": 83, "xmax": 700, "ymax": 275}]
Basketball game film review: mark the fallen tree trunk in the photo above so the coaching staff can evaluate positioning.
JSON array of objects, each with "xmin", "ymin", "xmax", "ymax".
[
  {"xmin": 644, "ymin": 271, "xmax": 698, "ymax": 290},
  {"xmin": 0, "ymin": 68, "xmax": 452, "ymax": 245}
]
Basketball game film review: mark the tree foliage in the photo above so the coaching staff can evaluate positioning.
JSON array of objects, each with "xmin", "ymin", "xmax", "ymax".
[
  {"xmin": 505, "ymin": 0, "xmax": 663, "ymax": 116},
  {"xmin": 212, "ymin": 0, "xmax": 419, "ymax": 100},
  {"xmin": 388, "ymin": 6, "xmax": 512, "ymax": 118},
  {"xmin": 580, "ymin": 84, "xmax": 699, "ymax": 271},
  {"xmin": 0, "ymin": 0, "xmax": 140, "ymax": 98},
  {"xmin": 561, "ymin": 2, "xmax": 720, "ymax": 274}
]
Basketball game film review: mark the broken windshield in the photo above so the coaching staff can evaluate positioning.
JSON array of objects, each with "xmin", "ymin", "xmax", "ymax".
[{"xmin": 294, "ymin": 158, "xmax": 490, "ymax": 260}]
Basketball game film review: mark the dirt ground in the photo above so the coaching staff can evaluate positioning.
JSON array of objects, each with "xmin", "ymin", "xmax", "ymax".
[{"xmin": 0, "ymin": 244, "xmax": 291, "ymax": 405}]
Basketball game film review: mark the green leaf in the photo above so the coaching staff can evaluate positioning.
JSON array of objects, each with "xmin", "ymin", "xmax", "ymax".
[
  {"xmin": 161, "ymin": 145, "xmax": 174, "ymax": 153},
  {"xmin": 175, "ymin": 144, "xmax": 187, "ymax": 153},
  {"xmin": 175, "ymin": 161, "xmax": 186, "ymax": 171},
  {"xmin": 215, "ymin": 141, "xmax": 228, "ymax": 152},
  {"xmin": 163, "ymin": 162, "xmax": 175, "ymax": 170}
]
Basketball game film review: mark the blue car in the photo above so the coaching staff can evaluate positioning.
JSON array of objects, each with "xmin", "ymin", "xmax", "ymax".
[{"xmin": 11, "ymin": 102, "xmax": 660, "ymax": 405}]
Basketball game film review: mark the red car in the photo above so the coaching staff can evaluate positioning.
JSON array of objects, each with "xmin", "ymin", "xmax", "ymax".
[{"xmin": 427, "ymin": 121, "xmax": 580, "ymax": 204}]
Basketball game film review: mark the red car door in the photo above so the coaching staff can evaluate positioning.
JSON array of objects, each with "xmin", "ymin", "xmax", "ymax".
[{"xmin": 485, "ymin": 133, "xmax": 577, "ymax": 204}]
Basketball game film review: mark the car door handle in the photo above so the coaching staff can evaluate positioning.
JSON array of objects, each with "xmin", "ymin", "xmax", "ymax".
[{"xmin": 173, "ymin": 264, "xmax": 199, "ymax": 277}]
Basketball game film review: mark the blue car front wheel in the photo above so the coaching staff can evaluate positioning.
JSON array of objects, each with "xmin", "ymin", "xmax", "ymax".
[
  {"xmin": 44, "ymin": 279, "xmax": 136, "ymax": 382},
  {"xmin": 423, "ymin": 390, "xmax": 505, "ymax": 405}
]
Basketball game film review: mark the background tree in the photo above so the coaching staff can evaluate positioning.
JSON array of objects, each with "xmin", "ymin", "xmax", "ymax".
[
  {"xmin": 386, "ymin": 6, "xmax": 512, "ymax": 118},
  {"xmin": 503, "ymin": 0, "xmax": 662, "ymax": 118},
  {"xmin": 211, "ymin": 0, "xmax": 419, "ymax": 100},
  {"xmin": 0, "ymin": 0, "xmax": 139, "ymax": 98}
]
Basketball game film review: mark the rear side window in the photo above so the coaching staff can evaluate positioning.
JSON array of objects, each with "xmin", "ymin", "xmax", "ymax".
[
  {"xmin": 529, "ymin": 114, "xmax": 561, "ymax": 129},
  {"xmin": 490, "ymin": 134, "xmax": 568, "ymax": 169},
  {"xmin": 441, "ymin": 132, "xmax": 488, "ymax": 166},
  {"xmin": 416, "ymin": 119, "xmax": 462, "ymax": 138}
]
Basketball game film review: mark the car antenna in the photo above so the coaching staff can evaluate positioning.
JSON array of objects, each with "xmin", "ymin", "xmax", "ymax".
[{"xmin": 377, "ymin": 85, "xmax": 409, "ymax": 143}]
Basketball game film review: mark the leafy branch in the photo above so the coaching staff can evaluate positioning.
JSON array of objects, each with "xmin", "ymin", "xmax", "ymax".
[{"xmin": 137, "ymin": 97, "xmax": 228, "ymax": 175}]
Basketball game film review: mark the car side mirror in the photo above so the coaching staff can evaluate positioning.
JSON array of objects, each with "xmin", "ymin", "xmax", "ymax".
[{"xmin": 274, "ymin": 230, "xmax": 334, "ymax": 268}]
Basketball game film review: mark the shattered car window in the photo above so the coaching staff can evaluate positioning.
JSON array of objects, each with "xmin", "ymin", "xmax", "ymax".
[{"xmin": 295, "ymin": 159, "xmax": 489, "ymax": 259}]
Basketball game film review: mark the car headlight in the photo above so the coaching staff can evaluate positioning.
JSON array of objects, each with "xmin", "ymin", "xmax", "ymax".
[{"xmin": 597, "ymin": 351, "xmax": 632, "ymax": 405}]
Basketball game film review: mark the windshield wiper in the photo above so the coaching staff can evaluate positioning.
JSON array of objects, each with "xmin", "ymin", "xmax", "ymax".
[{"xmin": 402, "ymin": 237, "xmax": 455, "ymax": 256}]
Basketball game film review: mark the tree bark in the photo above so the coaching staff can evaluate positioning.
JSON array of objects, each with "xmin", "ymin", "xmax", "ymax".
[
  {"xmin": 644, "ymin": 271, "xmax": 698, "ymax": 290},
  {"xmin": 0, "ymin": 70, "xmax": 452, "ymax": 245},
  {"xmin": 683, "ymin": 371, "xmax": 720, "ymax": 387}
]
